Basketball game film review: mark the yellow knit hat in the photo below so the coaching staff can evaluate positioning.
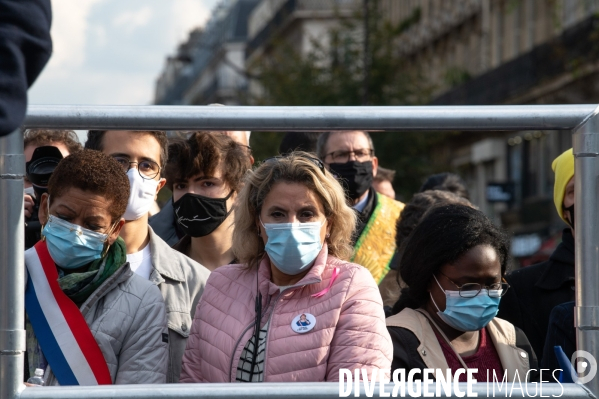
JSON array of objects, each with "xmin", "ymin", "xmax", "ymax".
[{"xmin": 551, "ymin": 148, "xmax": 574, "ymax": 223}]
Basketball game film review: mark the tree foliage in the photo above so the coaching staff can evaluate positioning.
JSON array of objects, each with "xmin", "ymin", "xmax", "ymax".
[{"xmin": 248, "ymin": 0, "xmax": 448, "ymax": 200}]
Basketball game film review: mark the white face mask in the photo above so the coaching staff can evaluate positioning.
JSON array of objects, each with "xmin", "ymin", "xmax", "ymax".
[{"xmin": 123, "ymin": 168, "xmax": 159, "ymax": 221}]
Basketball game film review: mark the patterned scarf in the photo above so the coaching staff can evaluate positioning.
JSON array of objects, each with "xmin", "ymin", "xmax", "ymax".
[{"xmin": 57, "ymin": 237, "xmax": 127, "ymax": 306}]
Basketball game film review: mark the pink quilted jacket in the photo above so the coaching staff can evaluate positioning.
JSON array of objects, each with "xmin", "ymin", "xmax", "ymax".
[{"xmin": 180, "ymin": 245, "xmax": 392, "ymax": 382}]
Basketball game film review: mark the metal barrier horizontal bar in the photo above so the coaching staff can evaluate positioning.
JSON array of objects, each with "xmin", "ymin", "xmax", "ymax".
[
  {"xmin": 24, "ymin": 104, "xmax": 598, "ymax": 131},
  {"xmin": 16, "ymin": 382, "xmax": 596, "ymax": 399}
]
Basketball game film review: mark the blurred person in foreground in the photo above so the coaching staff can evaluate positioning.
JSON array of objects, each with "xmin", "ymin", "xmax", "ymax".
[
  {"xmin": 86, "ymin": 130, "xmax": 210, "ymax": 382},
  {"xmin": 419, "ymin": 172, "xmax": 470, "ymax": 200},
  {"xmin": 23, "ymin": 129, "xmax": 82, "ymax": 249},
  {"xmin": 180, "ymin": 152, "xmax": 392, "ymax": 382},
  {"xmin": 166, "ymin": 132, "xmax": 252, "ymax": 270},
  {"xmin": 372, "ymin": 166, "xmax": 396, "ymax": 199},
  {"xmin": 498, "ymin": 148, "xmax": 575, "ymax": 365},
  {"xmin": 0, "ymin": 0, "xmax": 52, "ymax": 136},
  {"xmin": 317, "ymin": 131, "xmax": 404, "ymax": 284},
  {"xmin": 150, "ymin": 130, "xmax": 253, "ymax": 245},
  {"xmin": 378, "ymin": 190, "xmax": 473, "ymax": 313},
  {"xmin": 279, "ymin": 132, "xmax": 320, "ymax": 155},
  {"xmin": 387, "ymin": 205, "xmax": 537, "ymax": 381},
  {"xmin": 24, "ymin": 150, "xmax": 168, "ymax": 385}
]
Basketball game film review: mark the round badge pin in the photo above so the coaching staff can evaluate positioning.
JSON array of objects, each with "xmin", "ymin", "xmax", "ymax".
[{"xmin": 291, "ymin": 313, "xmax": 316, "ymax": 333}]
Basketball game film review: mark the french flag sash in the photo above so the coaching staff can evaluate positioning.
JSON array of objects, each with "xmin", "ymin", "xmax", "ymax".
[{"xmin": 24, "ymin": 241, "xmax": 112, "ymax": 385}]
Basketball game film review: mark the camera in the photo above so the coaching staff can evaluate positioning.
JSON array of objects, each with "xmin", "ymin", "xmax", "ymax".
[{"xmin": 24, "ymin": 146, "xmax": 63, "ymax": 249}]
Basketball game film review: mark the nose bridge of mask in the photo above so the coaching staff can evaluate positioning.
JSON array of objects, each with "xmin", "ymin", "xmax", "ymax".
[
  {"xmin": 260, "ymin": 217, "xmax": 326, "ymax": 230},
  {"xmin": 48, "ymin": 215, "xmax": 110, "ymax": 242}
]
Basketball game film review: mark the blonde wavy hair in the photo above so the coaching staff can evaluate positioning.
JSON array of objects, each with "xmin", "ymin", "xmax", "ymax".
[{"xmin": 233, "ymin": 151, "xmax": 356, "ymax": 269}]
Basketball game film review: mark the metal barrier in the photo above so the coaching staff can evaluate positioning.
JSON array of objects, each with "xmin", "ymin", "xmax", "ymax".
[
  {"xmin": 1, "ymin": 104, "xmax": 598, "ymax": 399},
  {"xmin": 12, "ymin": 382, "xmax": 598, "ymax": 399}
]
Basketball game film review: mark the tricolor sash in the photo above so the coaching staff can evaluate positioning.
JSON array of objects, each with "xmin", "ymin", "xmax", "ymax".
[{"xmin": 24, "ymin": 241, "xmax": 112, "ymax": 385}]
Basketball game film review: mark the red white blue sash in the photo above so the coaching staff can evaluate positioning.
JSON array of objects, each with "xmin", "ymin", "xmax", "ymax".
[{"xmin": 24, "ymin": 241, "xmax": 112, "ymax": 385}]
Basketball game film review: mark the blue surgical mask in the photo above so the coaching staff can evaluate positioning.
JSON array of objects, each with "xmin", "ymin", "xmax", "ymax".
[
  {"xmin": 42, "ymin": 214, "xmax": 113, "ymax": 269},
  {"xmin": 430, "ymin": 275, "xmax": 501, "ymax": 332},
  {"xmin": 261, "ymin": 219, "xmax": 325, "ymax": 276}
]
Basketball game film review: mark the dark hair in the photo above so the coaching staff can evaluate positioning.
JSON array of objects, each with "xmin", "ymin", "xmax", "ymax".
[
  {"xmin": 419, "ymin": 172, "xmax": 469, "ymax": 200},
  {"xmin": 374, "ymin": 166, "xmax": 396, "ymax": 184},
  {"xmin": 392, "ymin": 204, "xmax": 509, "ymax": 314},
  {"xmin": 47, "ymin": 149, "xmax": 130, "ymax": 223},
  {"xmin": 86, "ymin": 130, "xmax": 169, "ymax": 168},
  {"xmin": 395, "ymin": 190, "xmax": 473, "ymax": 250},
  {"xmin": 164, "ymin": 132, "xmax": 251, "ymax": 192},
  {"xmin": 24, "ymin": 129, "xmax": 82, "ymax": 154},
  {"xmin": 316, "ymin": 131, "xmax": 375, "ymax": 160},
  {"xmin": 279, "ymin": 132, "xmax": 321, "ymax": 155}
]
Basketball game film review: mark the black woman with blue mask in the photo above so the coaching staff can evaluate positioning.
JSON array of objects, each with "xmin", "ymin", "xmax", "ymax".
[
  {"xmin": 24, "ymin": 150, "xmax": 169, "ymax": 385},
  {"xmin": 180, "ymin": 151, "xmax": 393, "ymax": 383},
  {"xmin": 386, "ymin": 204, "xmax": 537, "ymax": 382}
]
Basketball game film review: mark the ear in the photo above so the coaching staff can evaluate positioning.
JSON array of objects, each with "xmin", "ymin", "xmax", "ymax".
[
  {"xmin": 372, "ymin": 156, "xmax": 379, "ymax": 177},
  {"xmin": 154, "ymin": 178, "xmax": 167, "ymax": 201},
  {"xmin": 107, "ymin": 218, "xmax": 125, "ymax": 245},
  {"xmin": 255, "ymin": 216, "xmax": 267, "ymax": 245},
  {"xmin": 38, "ymin": 193, "xmax": 50, "ymax": 225}
]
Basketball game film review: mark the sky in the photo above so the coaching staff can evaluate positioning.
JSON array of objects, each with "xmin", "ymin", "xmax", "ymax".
[{"xmin": 28, "ymin": 0, "xmax": 220, "ymax": 106}]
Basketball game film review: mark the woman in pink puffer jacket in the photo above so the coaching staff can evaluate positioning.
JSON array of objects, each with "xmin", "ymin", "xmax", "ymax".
[{"xmin": 180, "ymin": 152, "xmax": 392, "ymax": 383}]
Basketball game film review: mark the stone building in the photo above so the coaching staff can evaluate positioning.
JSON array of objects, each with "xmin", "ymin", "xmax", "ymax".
[
  {"xmin": 155, "ymin": 0, "xmax": 260, "ymax": 105},
  {"xmin": 383, "ymin": 0, "xmax": 599, "ymax": 263}
]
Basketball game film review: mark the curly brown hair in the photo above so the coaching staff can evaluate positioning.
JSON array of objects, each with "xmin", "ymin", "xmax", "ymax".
[
  {"xmin": 164, "ymin": 132, "xmax": 251, "ymax": 192},
  {"xmin": 24, "ymin": 129, "xmax": 82, "ymax": 154},
  {"xmin": 47, "ymin": 149, "xmax": 130, "ymax": 222}
]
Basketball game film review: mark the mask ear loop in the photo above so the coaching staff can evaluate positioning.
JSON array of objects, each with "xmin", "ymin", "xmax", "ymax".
[
  {"xmin": 429, "ymin": 275, "xmax": 446, "ymax": 313},
  {"xmin": 101, "ymin": 219, "xmax": 119, "ymax": 258}
]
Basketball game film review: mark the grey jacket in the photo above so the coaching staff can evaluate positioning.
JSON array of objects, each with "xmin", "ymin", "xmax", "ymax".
[
  {"xmin": 149, "ymin": 199, "xmax": 180, "ymax": 246},
  {"xmin": 147, "ymin": 226, "xmax": 211, "ymax": 383},
  {"xmin": 43, "ymin": 264, "xmax": 169, "ymax": 385}
]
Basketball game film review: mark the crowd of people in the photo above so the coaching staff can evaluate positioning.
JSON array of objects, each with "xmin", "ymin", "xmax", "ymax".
[{"xmin": 21, "ymin": 128, "xmax": 576, "ymax": 386}]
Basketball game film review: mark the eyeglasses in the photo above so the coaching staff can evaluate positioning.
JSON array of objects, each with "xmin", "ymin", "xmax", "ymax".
[
  {"xmin": 263, "ymin": 154, "xmax": 326, "ymax": 174},
  {"xmin": 325, "ymin": 148, "xmax": 374, "ymax": 164},
  {"xmin": 439, "ymin": 271, "xmax": 510, "ymax": 298},
  {"xmin": 112, "ymin": 156, "xmax": 161, "ymax": 180}
]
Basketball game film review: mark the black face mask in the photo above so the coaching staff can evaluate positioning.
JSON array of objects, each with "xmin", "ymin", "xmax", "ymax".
[
  {"xmin": 328, "ymin": 160, "xmax": 373, "ymax": 200},
  {"xmin": 173, "ymin": 191, "xmax": 233, "ymax": 237},
  {"xmin": 564, "ymin": 204, "xmax": 575, "ymax": 229}
]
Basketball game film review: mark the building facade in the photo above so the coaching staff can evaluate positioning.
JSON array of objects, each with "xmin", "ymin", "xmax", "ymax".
[
  {"xmin": 155, "ymin": 0, "xmax": 259, "ymax": 105},
  {"xmin": 385, "ymin": 0, "xmax": 599, "ymax": 263},
  {"xmin": 244, "ymin": 0, "xmax": 361, "ymax": 100}
]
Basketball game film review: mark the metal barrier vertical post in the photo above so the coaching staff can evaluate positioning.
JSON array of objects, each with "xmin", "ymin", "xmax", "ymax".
[
  {"xmin": 0, "ymin": 129, "xmax": 25, "ymax": 399},
  {"xmin": 573, "ymin": 107, "xmax": 599, "ymax": 395}
]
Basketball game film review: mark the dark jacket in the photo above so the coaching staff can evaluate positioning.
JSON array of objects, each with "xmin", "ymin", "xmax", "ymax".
[
  {"xmin": 149, "ymin": 199, "xmax": 182, "ymax": 247},
  {"xmin": 387, "ymin": 308, "xmax": 537, "ymax": 380},
  {"xmin": 351, "ymin": 186, "xmax": 377, "ymax": 245},
  {"xmin": 541, "ymin": 301, "xmax": 576, "ymax": 373},
  {"xmin": 0, "ymin": 0, "xmax": 52, "ymax": 136},
  {"xmin": 497, "ymin": 229, "xmax": 575, "ymax": 365}
]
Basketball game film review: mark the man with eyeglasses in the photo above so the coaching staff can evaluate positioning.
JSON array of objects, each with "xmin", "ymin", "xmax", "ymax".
[
  {"xmin": 85, "ymin": 130, "xmax": 210, "ymax": 383},
  {"xmin": 316, "ymin": 131, "xmax": 404, "ymax": 285}
]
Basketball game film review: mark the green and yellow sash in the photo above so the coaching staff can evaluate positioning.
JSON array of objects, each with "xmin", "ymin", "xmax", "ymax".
[{"xmin": 352, "ymin": 193, "xmax": 404, "ymax": 284}]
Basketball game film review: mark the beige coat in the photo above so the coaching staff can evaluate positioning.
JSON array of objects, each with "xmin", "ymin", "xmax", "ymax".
[{"xmin": 386, "ymin": 308, "xmax": 531, "ymax": 381}]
